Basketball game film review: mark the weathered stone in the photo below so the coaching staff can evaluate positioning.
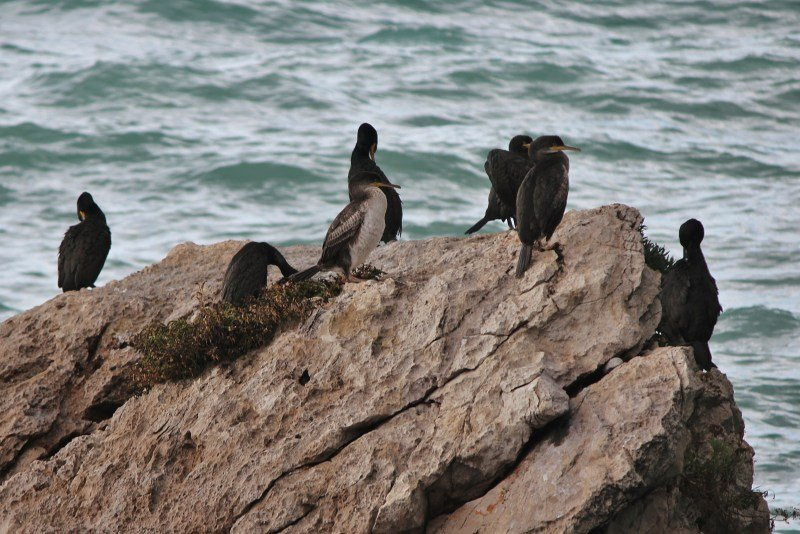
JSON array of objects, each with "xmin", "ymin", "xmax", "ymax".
[{"xmin": 0, "ymin": 204, "xmax": 766, "ymax": 533}]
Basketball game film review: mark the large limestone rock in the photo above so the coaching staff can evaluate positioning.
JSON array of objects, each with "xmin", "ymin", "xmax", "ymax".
[
  {"xmin": 428, "ymin": 347, "xmax": 768, "ymax": 533},
  {"xmin": 0, "ymin": 204, "xmax": 767, "ymax": 532}
]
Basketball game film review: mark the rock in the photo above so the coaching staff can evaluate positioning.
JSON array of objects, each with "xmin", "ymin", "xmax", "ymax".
[
  {"xmin": 428, "ymin": 347, "xmax": 769, "ymax": 533},
  {"xmin": 603, "ymin": 356, "xmax": 624, "ymax": 374},
  {"xmin": 0, "ymin": 204, "xmax": 767, "ymax": 532}
]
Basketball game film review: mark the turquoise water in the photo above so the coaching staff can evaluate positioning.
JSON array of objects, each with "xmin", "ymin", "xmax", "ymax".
[{"xmin": 1, "ymin": 0, "xmax": 798, "ymax": 523}]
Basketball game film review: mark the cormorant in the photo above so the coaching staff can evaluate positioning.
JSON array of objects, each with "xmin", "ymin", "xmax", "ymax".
[
  {"xmin": 659, "ymin": 219, "xmax": 722, "ymax": 370},
  {"xmin": 348, "ymin": 123, "xmax": 402, "ymax": 243},
  {"xmin": 472, "ymin": 134, "xmax": 533, "ymax": 232},
  {"xmin": 58, "ymin": 192, "xmax": 111, "ymax": 292},
  {"xmin": 221, "ymin": 242, "xmax": 297, "ymax": 305},
  {"xmin": 515, "ymin": 136, "xmax": 580, "ymax": 278},
  {"xmin": 289, "ymin": 173, "xmax": 400, "ymax": 283},
  {"xmin": 465, "ymin": 187, "xmax": 514, "ymax": 234}
]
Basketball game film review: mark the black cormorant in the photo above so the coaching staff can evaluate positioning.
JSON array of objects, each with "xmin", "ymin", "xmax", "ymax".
[
  {"xmin": 289, "ymin": 173, "xmax": 400, "ymax": 283},
  {"xmin": 221, "ymin": 242, "xmax": 297, "ymax": 305},
  {"xmin": 348, "ymin": 123, "xmax": 402, "ymax": 243},
  {"xmin": 58, "ymin": 192, "xmax": 111, "ymax": 292},
  {"xmin": 659, "ymin": 219, "xmax": 722, "ymax": 370},
  {"xmin": 471, "ymin": 134, "xmax": 533, "ymax": 233},
  {"xmin": 465, "ymin": 187, "xmax": 514, "ymax": 234},
  {"xmin": 515, "ymin": 136, "xmax": 580, "ymax": 278}
]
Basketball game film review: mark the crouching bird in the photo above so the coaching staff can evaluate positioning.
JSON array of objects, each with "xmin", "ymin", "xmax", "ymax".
[
  {"xmin": 659, "ymin": 219, "xmax": 722, "ymax": 370},
  {"xmin": 288, "ymin": 173, "xmax": 400, "ymax": 283},
  {"xmin": 221, "ymin": 242, "xmax": 297, "ymax": 305},
  {"xmin": 515, "ymin": 136, "xmax": 580, "ymax": 277},
  {"xmin": 466, "ymin": 134, "xmax": 533, "ymax": 234},
  {"xmin": 58, "ymin": 192, "xmax": 111, "ymax": 292}
]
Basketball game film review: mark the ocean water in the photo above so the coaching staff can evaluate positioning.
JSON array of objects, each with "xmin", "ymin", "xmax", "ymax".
[{"xmin": 1, "ymin": 0, "xmax": 798, "ymax": 524}]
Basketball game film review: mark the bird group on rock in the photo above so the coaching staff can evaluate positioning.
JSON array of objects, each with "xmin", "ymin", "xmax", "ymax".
[{"xmin": 57, "ymin": 123, "xmax": 722, "ymax": 370}]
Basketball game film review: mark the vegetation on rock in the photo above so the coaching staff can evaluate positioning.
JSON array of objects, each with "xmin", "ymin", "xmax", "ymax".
[
  {"xmin": 132, "ymin": 279, "xmax": 341, "ymax": 388},
  {"xmin": 681, "ymin": 439, "xmax": 767, "ymax": 532},
  {"xmin": 352, "ymin": 263, "xmax": 385, "ymax": 280},
  {"xmin": 639, "ymin": 224, "xmax": 675, "ymax": 274}
]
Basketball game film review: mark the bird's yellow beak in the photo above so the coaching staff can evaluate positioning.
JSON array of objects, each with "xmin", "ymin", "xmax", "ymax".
[
  {"xmin": 370, "ymin": 143, "xmax": 377, "ymax": 161},
  {"xmin": 79, "ymin": 210, "xmax": 86, "ymax": 221},
  {"xmin": 371, "ymin": 181, "xmax": 400, "ymax": 189},
  {"xmin": 522, "ymin": 142, "xmax": 532, "ymax": 149},
  {"xmin": 549, "ymin": 145, "xmax": 581, "ymax": 152}
]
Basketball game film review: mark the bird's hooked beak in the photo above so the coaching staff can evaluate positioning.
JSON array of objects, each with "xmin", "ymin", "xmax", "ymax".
[
  {"xmin": 522, "ymin": 142, "xmax": 532, "ymax": 149},
  {"xmin": 79, "ymin": 210, "xmax": 86, "ymax": 221},
  {"xmin": 369, "ymin": 143, "xmax": 377, "ymax": 161},
  {"xmin": 371, "ymin": 181, "xmax": 400, "ymax": 189},
  {"xmin": 547, "ymin": 145, "xmax": 581, "ymax": 154}
]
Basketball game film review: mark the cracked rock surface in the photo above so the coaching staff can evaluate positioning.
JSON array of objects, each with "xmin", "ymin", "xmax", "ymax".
[{"xmin": 0, "ymin": 204, "xmax": 767, "ymax": 532}]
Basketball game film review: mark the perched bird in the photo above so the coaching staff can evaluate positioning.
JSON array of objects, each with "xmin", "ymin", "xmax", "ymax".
[
  {"xmin": 348, "ymin": 123, "xmax": 402, "ymax": 243},
  {"xmin": 474, "ymin": 134, "xmax": 533, "ymax": 232},
  {"xmin": 58, "ymin": 192, "xmax": 111, "ymax": 292},
  {"xmin": 289, "ymin": 173, "xmax": 400, "ymax": 283},
  {"xmin": 659, "ymin": 219, "xmax": 722, "ymax": 370},
  {"xmin": 221, "ymin": 242, "xmax": 297, "ymax": 305},
  {"xmin": 515, "ymin": 136, "xmax": 580, "ymax": 278},
  {"xmin": 465, "ymin": 187, "xmax": 514, "ymax": 234}
]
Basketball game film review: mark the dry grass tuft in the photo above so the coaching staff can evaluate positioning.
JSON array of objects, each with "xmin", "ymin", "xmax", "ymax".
[
  {"xmin": 132, "ymin": 279, "xmax": 341, "ymax": 388},
  {"xmin": 352, "ymin": 263, "xmax": 385, "ymax": 280}
]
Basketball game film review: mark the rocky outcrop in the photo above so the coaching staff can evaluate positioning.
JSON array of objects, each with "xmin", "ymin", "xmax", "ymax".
[{"xmin": 0, "ymin": 204, "xmax": 768, "ymax": 532}]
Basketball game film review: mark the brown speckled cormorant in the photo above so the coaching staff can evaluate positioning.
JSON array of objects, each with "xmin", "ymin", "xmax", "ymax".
[
  {"xmin": 58, "ymin": 192, "xmax": 111, "ymax": 292},
  {"xmin": 348, "ymin": 123, "xmax": 402, "ymax": 243},
  {"xmin": 465, "ymin": 187, "xmax": 514, "ymax": 234},
  {"xmin": 515, "ymin": 136, "xmax": 580, "ymax": 277},
  {"xmin": 659, "ymin": 219, "xmax": 722, "ymax": 370},
  {"xmin": 289, "ymin": 173, "xmax": 400, "ymax": 283},
  {"xmin": 221, "ymin": 242, "xmax": 297, "ymax": 305}
]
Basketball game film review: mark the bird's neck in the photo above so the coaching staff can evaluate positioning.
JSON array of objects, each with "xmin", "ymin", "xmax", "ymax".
[
  {"xmin": 84, "ymin": 210, "xmax": 106, "ymax": 223},
  {"xmin": 537, "ymin": 152, "xmax": 569, "ymax": 170},
  {"xmin": 684, "ymin": 244, "xmax": 707, "ymax": 266},
  {"xmin": 351, "ymin": 144, "xmax": 372, "ymax": 163}
]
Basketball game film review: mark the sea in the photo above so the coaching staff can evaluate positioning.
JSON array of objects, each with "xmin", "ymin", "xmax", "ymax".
[{"xmin": 1, "ymin": 0, "xmax": 798, "ymax": 526}]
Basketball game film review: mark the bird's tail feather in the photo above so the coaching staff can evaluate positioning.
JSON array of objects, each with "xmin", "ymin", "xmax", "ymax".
[
  {"xmin": 690, "ymin": 341, "xmax": 715, "ymax": 371},
  {"xmin": 283, "ymin": 265, "xmax": 320, "ymax": 284},
  {"xmin": 465, "ymin": 217, "xmax": 490, "ymax": 235},
  {"xmin": 515, "ymin": 244, "xmax": 532, "ymax": 278}
]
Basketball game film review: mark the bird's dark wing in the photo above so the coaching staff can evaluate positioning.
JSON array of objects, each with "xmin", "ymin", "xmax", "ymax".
[
  {"xmin": 75, "ymin": 223, "xmax": 111, "ymax": 288},
  {"xmin": 221, "ymin": 242, "xmax": 270, "ymax": 304},
  {"xmin": 534, "ymin": 163, "xmax": 569, "ymax": 240},
  {"xmin": 58, "ymin": 222, "xmax": 111, "ymax": 290},
  {"xmin": 320, "ymin": 201, "xmax": 365, "ymax": 265},
  {"xmin": 487, "ymin": 150, "xmax": 532, "ymax": 211},
  {"xmin": 659, "ymin": 260, "xmax": 690, "ymax": 344},
  {"xmin": 686, "ymin": 268, "xmax": 723, "ymax": 342},
  {"xmin": 373, "ymin": 163, "xmax": 402, "ymax": 242},
  {"xmin": 515, "ymin": 169, "xmax": 540, "ymax": 245},
  {"xmin": 58, "ymin": 223, "xmax": 83, "ymax": 290},
  {"xmin": 485, "ymin": 188, "xmax": 505, "ymax": 220}
]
